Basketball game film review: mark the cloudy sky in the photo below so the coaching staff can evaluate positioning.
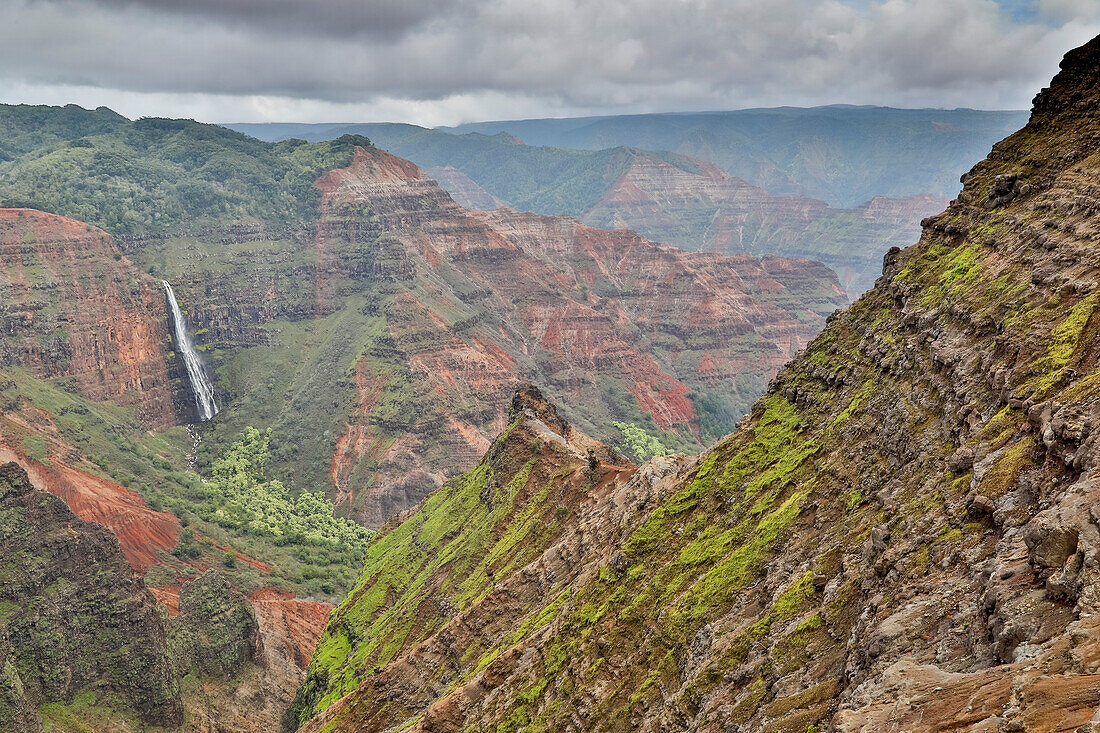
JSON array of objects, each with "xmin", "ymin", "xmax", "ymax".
[{"xmin": 1, "ymin": 0, "xmax": 1097, "ymax": 126}]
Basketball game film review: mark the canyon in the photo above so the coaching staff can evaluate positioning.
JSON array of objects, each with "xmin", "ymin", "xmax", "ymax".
[
  {"xmin": 421, "ymin": 146, "xmax": 944, "ymax": 297},
  {"xmin": 0, "ymin": 31, "xmax": 1089, "ymax": 733},
  {"xmin": 0, "ymin": 112, "xmax": 847, "ymax": 529},
  {"xmin": 292, "ymin": 34, "xmax": 1100, "ymax": 733},
  {"xmin": 233, "ymin": 121, "xmax": 962, "ymax": 298},
  {"xmin": 302, "ymin": 146, "xmax": 846, "ymax": 525},
  {"xmin": 0, "ymin": 103, "xmax": 849, "ymax": 729},
  {"xmin": 574, "ymin": 148, "xmax": 948, "ymax": 295},
  {"xmin": 0, "ymin": 208, "xmax": 338, "ymax": 730}
]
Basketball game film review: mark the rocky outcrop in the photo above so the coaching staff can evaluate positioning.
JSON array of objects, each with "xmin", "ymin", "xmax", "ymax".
[
  {"xmin": 289, "ymin": 386, "xmax": 645, "ymax": 729},
  {"xmin": 169, "ymin": 570, "xmax": 260, "ymax": 680},
  {"xmin": 295, "ymin": 34, "xmax": 1100, "ymax": 733},
  {"xmin": 0, "ymin": 209, "xmax": 176, "ymax": 428},
  {"xmin": 250, "ymin": 589, "xmax": 334, "ymax": 671},
  {"xmin": 578, "ymin": 149, "xmax": 948, "ymax": 297},
  {"xmin": 311, "ymin": 147, "xmax": 846, "ymax": 526},
  {"xmin": 0, "ymin": 461, "xmax": 182, "ymax": 729}
]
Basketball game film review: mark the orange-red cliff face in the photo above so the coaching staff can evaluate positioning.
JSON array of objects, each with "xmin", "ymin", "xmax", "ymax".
[
  {"xmin": 314, "ymin": 148, "xmax": 847, "ymax": 526},
  {"xmin": 0, "ymin": 208, "xmax": 175, "ymax": 428},
  {"xmin": 0, "ymin": 443, "xmax": 180, "ymax": 572}
]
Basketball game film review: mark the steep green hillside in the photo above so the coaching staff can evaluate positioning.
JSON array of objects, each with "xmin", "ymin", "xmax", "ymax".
[
  {"xmin": 293, "ymin": 35, "xmax": 1100, "ymax": 733},
  {"xmin": 286, "ymin": 386, "xmax": 636, "ymax": 728}
]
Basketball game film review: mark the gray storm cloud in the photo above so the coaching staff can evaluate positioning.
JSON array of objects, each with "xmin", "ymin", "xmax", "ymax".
[
  {"xmin": 1, "ymin": 0, "xmax": 1098, "ymax": 122},
  {"xmin": 81, "ymin": 0, "xmax": 467, "ymax": 38}
]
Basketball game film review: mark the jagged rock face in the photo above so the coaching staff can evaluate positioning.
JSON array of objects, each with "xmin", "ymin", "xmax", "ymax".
[
  {"xmin": 0, "ymin": 461, "xmax": 182, "ymax": 729},
  {"xmin": 314, "ymin": 147, "xmax": 846, "ymax": 526},
  {"xmin": 577, "ymin": 149, "xmax": 947, "ymax": 297},
  {"xmin": 0, "ymin": 209, "xmax": 176, "ymax": 427},
  {"xmin": 296, "ymin": 35, "xmax": 1100, "ymax": 733},
  {"xmin": 165, "ymin": 572, "xmax": 336, "ymax": 733},
  {"xmin": 170, "ymin": 570, "xmax": 261, "ymax": 680}
]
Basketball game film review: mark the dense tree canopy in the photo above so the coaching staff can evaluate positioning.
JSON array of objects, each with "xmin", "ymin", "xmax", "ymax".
[{"xmin": 195, "ymin": 427, "xmax": 371, "ymax": 553}]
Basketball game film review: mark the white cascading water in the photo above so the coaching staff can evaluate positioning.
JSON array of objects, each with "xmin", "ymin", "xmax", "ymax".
[{"xmin": 163, "ymin": 280, "xmax": 219, "ymax": 421}]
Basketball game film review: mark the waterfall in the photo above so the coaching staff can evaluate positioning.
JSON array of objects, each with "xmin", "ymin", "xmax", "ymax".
[{"xmin": 162, "ymin": 281, "xmax": 219, "ymax": 421}]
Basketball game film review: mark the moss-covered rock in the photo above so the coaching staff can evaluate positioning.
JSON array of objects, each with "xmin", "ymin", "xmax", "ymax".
[
  {"xmin": 0, "ymin": 461, "xmax": 182, "ymax": 728},
  {"xmin": 168, "ymin": 569, "xmax": 259, "ymax": 680}
]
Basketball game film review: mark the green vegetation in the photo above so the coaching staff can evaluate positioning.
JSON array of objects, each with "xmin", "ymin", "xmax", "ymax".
[
  {"xmin": 0, "ymin": 104, "xmax": 127, "ymax": 161},
  {"xmin": 688, "ymin": 388, "xmax": 747, "ymax": 443},
  {"xmin": 613, "ymin": 421, "xmax": 668, "ymax": 463},
  {"xmin": 37, "ymin": 690, "xmax": 144, "ymax": 733},
  {"xmin": 297, "ymin": 456, "xmax": 533, "ymax": 718},
  {"xmin": 0, "ymin": 368, "xmax": 195, "ymax": 502},
  {"xmin": 0, "ymin": 368, "xmax": 371, "ymax": 599},
  {"xmin": 0, "ymin": 114, "xmax": 370, "ymax": 235},
  {"xmin": 168, "ymin": 571, "xmax": 256, "ymax": 680},
  {"xmin": 292, "ymin": 419, "xmax": 604, "ymax": 725},
  {"xmin": 172, "ymin": 426, "xmax": 373, "ymax": 598},
  {"xmin": 584, "ymin": 375, "xmax": 701, "ymax": 457},
  {"xmin": 195, "ymin": 427, "xmax": 370, "ymax": 553},
  {"xmin": 1028, "ymin": 292, "xmax": 1098, "ymax": 396},
  {"xmin": 198, "ymin": 293, "xmax": 391, "ymax": 497},
  {"xmin": 0, "ymin": 466, "xmax": 182, "ymax": 731}
]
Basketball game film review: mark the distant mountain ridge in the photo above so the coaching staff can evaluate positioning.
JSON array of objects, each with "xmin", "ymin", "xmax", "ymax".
[
  {"xmin": 440, "ymin": 105, "xmax": 1030, "ymax": 206},
  {"xmin": 229, "ymin": 105, "xmax": 1027, "ymax": 207}
]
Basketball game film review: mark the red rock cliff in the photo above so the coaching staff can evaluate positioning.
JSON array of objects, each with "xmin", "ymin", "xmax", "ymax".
[
  {"xmin": 578, "ymin": 148, "xmax": 947, "ymax": 296},
  {"xmin": 0, "ymin": 208, "xmax": 174, "ymax": 428},
  {"xmin": 315, "ymin": 148, "xmax": 847, "ymax": 526}
]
